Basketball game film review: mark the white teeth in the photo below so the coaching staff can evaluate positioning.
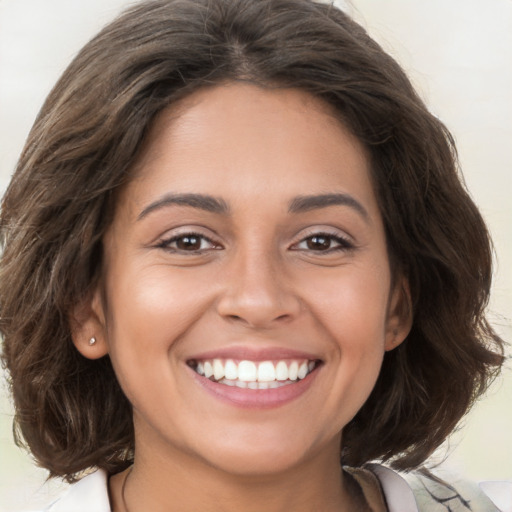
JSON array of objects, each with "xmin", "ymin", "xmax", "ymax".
[
  {"xmin": 213, "ymin": 359, "xmax": 224, "ymax": 380},
  {"xmin": 204, "ymin": 361, "xmax": 213, "ymax": 379},
  {"xmin": 225, "ymin": 359, "xmax": 238, "ymax": 380},
  {"xmin": 288, "ymin": 361, "xmax": 298, "ymax": 381},
  {"xmin": 257, "ymin": 361, "xmax": 276, "ymax": 382},
  {"xmin": 192, "ymin": 358, "xmax": 318, "ymax": 386},
  {"xmin": 276, "ymin": 361, "xmax": 288, "ymax": 381},
  {"xmin": 217, "ymin": 378, "xmax": 289, "ymax": 390},
  {"xmin": 298, "ymin": 361, "xmax": 308, "ymax": 380},
  {"xmin": 238, "ymin": 360, "xmax": 257, "ymax": 381}
]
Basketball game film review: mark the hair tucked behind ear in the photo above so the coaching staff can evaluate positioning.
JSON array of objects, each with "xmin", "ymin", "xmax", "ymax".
[{"xmin": 0, "ymin": 0, "xmax": 504, "ymax": 481}]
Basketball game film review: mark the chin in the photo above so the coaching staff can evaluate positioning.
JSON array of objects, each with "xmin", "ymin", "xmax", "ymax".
[
  {"xmin": 194, "ymin": 429, "xmax": 330, "ymax": 478},
  {"xmin": 209, "ymin": 449, "xmax": 311, "ymax": 478}
]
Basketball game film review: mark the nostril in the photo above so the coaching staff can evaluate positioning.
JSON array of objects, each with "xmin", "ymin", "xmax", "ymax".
[
  {"xmin": 217, "ymin": 289, "xmax": 301, "ymax": 328},
  {"xmin": 224, "ymin": 312, "xmax": 293, "ymax": 329}
]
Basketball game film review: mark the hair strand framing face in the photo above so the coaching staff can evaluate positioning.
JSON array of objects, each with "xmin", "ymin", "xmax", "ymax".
[{"xmin": 0, "ymin": 0, "xmax": 504, "ymax": 481}]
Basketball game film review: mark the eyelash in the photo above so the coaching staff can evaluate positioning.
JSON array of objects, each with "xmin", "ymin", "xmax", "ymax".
[
  {"xmin": 290, "ymin": 232, "xmax": 354, "ymax": 253},
  {"xmin": 156, "ymin": 232, "xmax": 220, "ymax": 253},
  {"xmin": 156, "ymin": 231, "xmax": 354, "ymax": 254}
]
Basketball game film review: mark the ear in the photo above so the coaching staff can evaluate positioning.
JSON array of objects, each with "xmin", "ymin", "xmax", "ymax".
[
  {"xmin": 384, "ymin": 277, "xmax": 413, "ymax": 352},
  {"xmin": 69, "ymin": 286, "xmax": 109, "ymax": 360}
]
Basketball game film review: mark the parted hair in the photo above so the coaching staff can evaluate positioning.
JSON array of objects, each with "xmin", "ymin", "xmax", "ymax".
[{"xmin": 0, "ymin": 0, "xmax": 504, "ymax": 481}]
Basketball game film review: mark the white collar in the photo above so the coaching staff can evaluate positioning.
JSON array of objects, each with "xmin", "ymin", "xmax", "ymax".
[
  {"xmin": 46, "ymin": 470, "xmax": 110, "ymax": 512},
  {"xmin": 47, "ymin": 464, "xmax": 417, "ymax": 512},
  {"xmin": 46, "ymin": 465, "xmax": 509, "ymax": 512},
  {"xmin": 367, "ymin": 463, "xmax": 419, "ymax": 511}
]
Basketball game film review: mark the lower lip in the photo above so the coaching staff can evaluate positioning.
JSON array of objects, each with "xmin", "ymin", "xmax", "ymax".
[{"xmin": 189, "ymin": 367, "xmax": 320, "ymax": 409}]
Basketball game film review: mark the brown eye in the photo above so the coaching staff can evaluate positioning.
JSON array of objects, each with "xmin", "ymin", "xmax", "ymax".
[
  {"xmin": 306, "ymin": 235, "xmax": 332, "ymax": 251},
  {"xmin": 175, "ymin": 235, "xmax": 202, "ymax": 251},
  {"xmin": 291, "ymin": 232, "xmax": 353, "ymax": 253},
  {"xmin": 158, "ymin": 232, "xmax": 219, "ymax": 252}
]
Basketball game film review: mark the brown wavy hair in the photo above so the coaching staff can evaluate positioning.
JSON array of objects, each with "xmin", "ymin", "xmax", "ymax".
[{"xmin": 0, "ymin": 0, "xmax": 504, "ymax": 482}]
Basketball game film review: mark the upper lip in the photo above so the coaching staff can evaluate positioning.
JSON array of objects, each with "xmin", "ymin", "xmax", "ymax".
[{"xmin": 186, "ymin": 345, "xmax": 322, "ymax": 362}]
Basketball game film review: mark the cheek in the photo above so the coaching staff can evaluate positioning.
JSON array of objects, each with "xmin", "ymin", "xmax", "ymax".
[
  {"xmin": 301, "ymin": 263, "xmax": 390, "ymax": 407},
  {"xmin": 108, "ymin": 261, "xmax": 214, "ymax": 335},
  {"xmin": 103, "ymin": 263, "xmax": 215, "ymax": 390},
  {"xmin": 303, "ymin": 261, "xmax": 391, "ymax": 341}
]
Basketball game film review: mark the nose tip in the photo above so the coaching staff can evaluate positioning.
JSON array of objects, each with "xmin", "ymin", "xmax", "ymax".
[
  {"xmin": 216, "ymin": 263, "xmax": 301, "ymax": 329},
  {"xmin": 219, "ymin": 302, "xmax": 295, "ymax": 329}
]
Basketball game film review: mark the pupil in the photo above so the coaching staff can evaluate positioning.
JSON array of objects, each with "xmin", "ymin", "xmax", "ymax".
[
  {"xmin": 177, "ymin": 236, "xmax": 201, "ymax": 250},
  {"xmin": 307, "ymin": 236, "xmax": 330, "ymax": 250}
]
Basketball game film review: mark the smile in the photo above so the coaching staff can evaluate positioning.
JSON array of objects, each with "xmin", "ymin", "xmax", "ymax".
[{"xmin": 188, "ymin": 358, "xmax": 319, "ymax": 389}]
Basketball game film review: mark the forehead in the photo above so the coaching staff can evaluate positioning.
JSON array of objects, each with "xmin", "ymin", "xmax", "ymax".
[{"xmin": 120, "ymin": 83, "xmax": 378, "ymax": 218}]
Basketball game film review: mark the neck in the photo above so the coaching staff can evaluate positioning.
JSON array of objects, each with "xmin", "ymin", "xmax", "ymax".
[{"xmin": 110, "ymin": 439, "xmax": 364, "ymax": 512}]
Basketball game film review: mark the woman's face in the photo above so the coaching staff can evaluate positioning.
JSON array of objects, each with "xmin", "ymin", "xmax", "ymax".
[{"xmin": 77, "ymin": 83, "xmax": 409, "ymax": 476}]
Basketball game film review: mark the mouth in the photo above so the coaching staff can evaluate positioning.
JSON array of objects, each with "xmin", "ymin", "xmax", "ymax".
[{"xmin": 187, "ymin": 358, "xmax": 321, "ymax": 390}]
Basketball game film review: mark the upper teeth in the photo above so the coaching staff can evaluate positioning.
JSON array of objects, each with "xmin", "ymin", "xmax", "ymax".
[{"xmin": 193, "ymin": 359, "xmax": 316, "ymax": 383}]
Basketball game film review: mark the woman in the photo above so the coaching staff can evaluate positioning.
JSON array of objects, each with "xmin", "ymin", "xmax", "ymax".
[{"xmin": 0, "ymin": 0, "xmax": 508, "ymax": 510}]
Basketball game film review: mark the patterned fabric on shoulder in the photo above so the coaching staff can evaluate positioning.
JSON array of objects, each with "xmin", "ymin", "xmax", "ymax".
[{"xmin": 402, "ymin": 469, "xmax": 511, "ymax": 512}]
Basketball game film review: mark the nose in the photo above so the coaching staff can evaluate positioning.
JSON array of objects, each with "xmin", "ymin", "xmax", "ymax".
[{"xmin": 216, "ymin": 249, "xmax": 302, "ymax": 329}]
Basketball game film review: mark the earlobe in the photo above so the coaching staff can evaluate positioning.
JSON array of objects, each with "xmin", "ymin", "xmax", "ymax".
[
  {"xmin": 69, "ymin": 286, "xmax": 109, "ymax": 360},
  {"xmin": 384, "ymin": 278, "xmax": 413, "ymax": 352}
]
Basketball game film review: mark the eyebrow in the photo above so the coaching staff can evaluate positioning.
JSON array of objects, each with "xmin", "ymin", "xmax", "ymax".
[
  {"xmin": 137, "ymin": 193, "xmax": 230, "ymax": 220},
  {"xmin": 288, "ymin": 193, "xmax": 370, "ymax": 221},
  {"xmin": 137, "ymin": 192, "xmax": 369, "ymax": 222}
]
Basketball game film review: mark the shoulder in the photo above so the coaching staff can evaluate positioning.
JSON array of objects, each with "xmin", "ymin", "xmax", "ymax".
[
  {"xmin": 40, "ymin": 470, "xmax": 111, "ymax": 512},
  {"xmin": 34, "ymin": 466, "xmax": 512, "ymax": 512},
  {"xmin": 368, "ymin": 464, "xmax": 511, "ymax": 512}
]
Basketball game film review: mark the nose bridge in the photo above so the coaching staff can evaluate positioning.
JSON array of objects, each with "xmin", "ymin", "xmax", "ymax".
[{"xmin": 216, "ymin": 241, "xmax": 300, "ymax": 327}]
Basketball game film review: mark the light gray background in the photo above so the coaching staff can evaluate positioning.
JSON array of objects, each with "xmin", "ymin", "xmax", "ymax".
[{"xmin": 1, "ymin": 0, "xmax": 511, "ymax": 510}]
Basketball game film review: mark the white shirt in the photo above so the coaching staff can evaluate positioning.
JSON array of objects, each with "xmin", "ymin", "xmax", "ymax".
[{"xmin": 41, "ymin": 465, "xmax": 511, "ymax": 512}]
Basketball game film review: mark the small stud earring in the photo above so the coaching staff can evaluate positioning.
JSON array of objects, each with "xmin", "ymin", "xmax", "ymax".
[{"xmin": 89, "ymin": 337, "xmax": 97, "ymax": 346}]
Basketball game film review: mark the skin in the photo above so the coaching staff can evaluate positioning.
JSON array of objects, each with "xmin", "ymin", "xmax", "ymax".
[{"xmin": 73, "ymin": 83, "xmax": 411, "ymax": 512}]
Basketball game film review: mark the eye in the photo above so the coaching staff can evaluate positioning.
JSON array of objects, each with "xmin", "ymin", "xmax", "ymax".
[
  {"xmin": 292, "ymin": 232, "xmax": 353, "ymax": 252},
  {"xmin": 157, "ymin": 232, "xmax": 220, "ymax": 253}
]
